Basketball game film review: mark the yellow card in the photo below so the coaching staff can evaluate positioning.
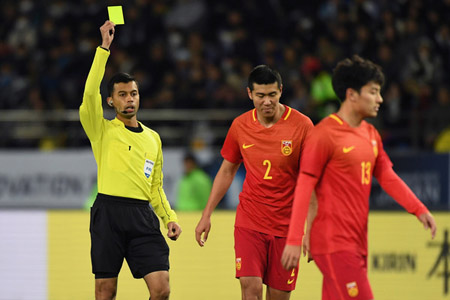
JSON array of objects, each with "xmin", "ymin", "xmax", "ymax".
[{"xmin": 107, "ymin": 6, "xmax": 124, "ymax": 25}]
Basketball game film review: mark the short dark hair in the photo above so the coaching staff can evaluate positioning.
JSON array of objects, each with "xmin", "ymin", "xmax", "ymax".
[
  {"xmin": 247, "ymin": 65, "xmax": 282, "ymax": 91},
  {"xmin": 331, "ymin": 55, "xmax": 385, "ymax": 101},
  {"xmin": 107, "ymin": 72, "xmax": 138, "ymax": 96}
]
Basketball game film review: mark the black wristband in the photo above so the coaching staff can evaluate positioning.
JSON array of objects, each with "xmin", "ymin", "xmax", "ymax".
[{"xmin": 100, "ymin": 46, "xmax": 110, "ymax": 52}]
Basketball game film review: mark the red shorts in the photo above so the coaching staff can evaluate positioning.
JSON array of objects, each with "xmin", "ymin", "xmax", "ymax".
[
  {"xmin": 234, "ymin": 226, "xmax": 299, "ymax": 291},
  {"xmin": 314, "ymin": 251, "xmax": 373, "ymax": 300}
]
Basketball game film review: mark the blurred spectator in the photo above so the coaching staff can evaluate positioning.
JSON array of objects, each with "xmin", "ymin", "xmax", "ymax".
[
  {"xmin": 309, "ymin": 70, "xmax": 338, "ymax": 122},
  {"xmin": 165, "ymin": 0, "xmax": 207, "ymax": 31},
  {"xmin": 402, "ymin": 38, "xmax": 443, "ymax": 87},
  {"xmin": 0, "ymin": 0, "xmax": 449, "ymax": 151},
  {"xmin": 379, "ymin": 83, "xmax": 412, "ymax": 149},
  {"xmin": 175, "ymin": 152, "xmax": 212, "ymax": 211},
  {"xmin": 434, "ymin": 128, "xmax": 450, "ymax": 153},
  {"xmin": 285, "ymin": 79, "xmax": 311, "ymax": 116},
  {"xmin": 425, "ymin": 86, "xmax": 450, "ymax": 151}
]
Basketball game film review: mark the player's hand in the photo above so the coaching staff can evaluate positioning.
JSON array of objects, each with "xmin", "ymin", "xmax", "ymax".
[
  {"xmin": 281, "ymin": 244, "xmax": 302, "ymax": 270},
  {"xmin": 195, "ymin": 216, "xmax": 211, "ymax": 247},
  {"xmin": 167, "ymin": 222, "xmax": 182, "ymax": 241},
  {"xmin": 100, "ymin": 20, "xmax": 115, "ymax": 50},
  {"xmin": 302, "ymin": 232, "xmax": 313, "ymax": 262},
  {"xmin": 418, "ymin": 212, "xmax": 437, "ymax": 239}
]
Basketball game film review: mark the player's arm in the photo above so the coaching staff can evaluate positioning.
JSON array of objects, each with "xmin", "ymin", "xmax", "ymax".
[
  {"xmin": 297, "ymin": 119, "xmax": 317, "ymax": 260},
  {"xmin": 375, "ymin": 165, "xmax": 436, "ymax": 239},
  {"xmin": 303, "ymin": 190, "xmax": 317, "ymax": 262},
  {"xmin": 372, "ymin": 133, "xmax": 436, "ymax": 238},
  {"xmin": 79, "ymin": 21, "xmax": 115, "ymax": 142},
  {"xmin": 281, "ymin": 172, "xmax": 318, "ymax": 270},
  {"xmin": 195, "ymin": 159, "xmax": 240, "ymax": 247},
  {"xmin": 282, "ymin": 128, "xmax": 330, "ymax": 270}
]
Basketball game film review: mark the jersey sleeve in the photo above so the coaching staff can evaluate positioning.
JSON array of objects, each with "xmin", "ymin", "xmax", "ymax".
[
  {"xmin": 220, "ymin": 119, "xmax": 243, "ymax": 164},
  {"xmin": 79, "ymin": 47, "xmax": 109, "ymax": 143},
  {"xmin": 287, "ymin": 172, "xmax": 319, "ymax": 245},
  {"xmin": 150, "ymin": 133, "xmax": 178, "ymax": 227},
  {"xmin": 300, "ymin": 127, "xmax": 333, "ymax": 178},
  {"xmin": 297, "ymin": 121, "xmax": 314, "ymax": 169},
  {"xmin": 372, "ymin": 132, "xmax": 393, "ymax": 176},
  {"xmin": 373, "ymin": 136, "xmax": 429, "ymax": 217},
  {"xmin": 287, "ymin": 128, "xmax": 333, "ymax": 245}
]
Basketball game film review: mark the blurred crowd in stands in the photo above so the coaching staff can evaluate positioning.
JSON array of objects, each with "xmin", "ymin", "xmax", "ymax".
[{"xmin": 0, "ymin": 0, "xmax": 449, "ymax": 151}]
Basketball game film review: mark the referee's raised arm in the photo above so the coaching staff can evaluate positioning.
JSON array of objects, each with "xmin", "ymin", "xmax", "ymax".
[{"xmin": 79, "ymin": 21, "xmax": 115, "ymax": 143}]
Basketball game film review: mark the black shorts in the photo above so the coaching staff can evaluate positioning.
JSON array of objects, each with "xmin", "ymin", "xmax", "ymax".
[{"xmin": 90, "ymin": 193, "xmax": 169, "ymax": 279}]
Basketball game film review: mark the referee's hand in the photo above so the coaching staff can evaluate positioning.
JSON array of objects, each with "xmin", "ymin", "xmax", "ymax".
[
  {"xmin": 100, "ymin": 20, "xmax": 115, "ymax": 50},
  {"xmin": 167, "ymin": 222, "xmax": 182, "ymax": 241}
]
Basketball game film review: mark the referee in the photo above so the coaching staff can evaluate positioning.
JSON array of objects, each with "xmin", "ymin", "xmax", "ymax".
[{"xmin": 80, "ymin": 20, "xmax": 182, "ymax": 300}]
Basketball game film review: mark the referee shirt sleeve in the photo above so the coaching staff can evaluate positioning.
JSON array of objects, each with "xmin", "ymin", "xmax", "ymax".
[
  {"xmin": 79, "ymin": 47, "xmax": 110, "ymax": 143},
  {"xmin": 150, "ymin": 134, "xmax": 178, "ymax": 227}
]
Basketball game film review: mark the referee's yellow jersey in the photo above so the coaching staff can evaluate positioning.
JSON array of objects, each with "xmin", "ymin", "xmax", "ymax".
[{"xmin": 80, "ymin": 47, "xmax": 177, "ymax": 227}]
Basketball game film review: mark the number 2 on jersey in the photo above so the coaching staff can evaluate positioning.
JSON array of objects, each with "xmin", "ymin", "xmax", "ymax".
[
  {"xmin": 263, "ymin": 160, "xmax": 273, "ymax": 180},
  {"xmin": 361, "ymin": 161, "xmax": 371, "ymax": 185}
]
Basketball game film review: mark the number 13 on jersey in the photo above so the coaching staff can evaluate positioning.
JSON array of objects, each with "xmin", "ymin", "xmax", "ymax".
[{"xmin": 361, "ymin": 161, "xmax": 371, "ymax": 185}]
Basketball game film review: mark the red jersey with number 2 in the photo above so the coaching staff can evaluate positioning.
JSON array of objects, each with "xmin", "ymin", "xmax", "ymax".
[{"xmin": 221, "ymin": 105, "xmax": 313, "ymax": 237}]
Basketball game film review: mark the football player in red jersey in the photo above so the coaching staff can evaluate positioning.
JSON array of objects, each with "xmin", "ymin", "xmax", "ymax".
[
  {"xmin": 196, "ymin": 65, "xmax": 315, "ymax": 299},
  {"xmin": 282, "ymin": 55, "xmax": 436, "ymax": 300}
]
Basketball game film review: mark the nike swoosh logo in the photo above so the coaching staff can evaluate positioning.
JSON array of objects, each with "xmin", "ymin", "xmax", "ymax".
[
  {"xmin": 242, "ymin": 144, "xmax": 255, "ymax": 149},
  {"xmin": 287, "ymin": 268, "xmax": 296, "ymax": 284},
  {"xmin": 343, "ymin": 146, "xmax": 355, "ymax": 153}
]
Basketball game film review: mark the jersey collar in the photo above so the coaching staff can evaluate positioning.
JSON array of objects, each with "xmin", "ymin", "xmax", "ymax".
[{"xmin": 252, "ymin": 104, "xmax": 291, "ymax": 122}]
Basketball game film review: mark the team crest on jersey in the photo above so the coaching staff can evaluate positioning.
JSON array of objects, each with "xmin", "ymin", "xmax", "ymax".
[
  {"xmin": 281, "ymin": 140, "xmax": 293, "ymax": 156},
  {"xmin": 346, "ymin": 281, "xmax": 359, "ymax": 297},
  {"xmin": 372, "ymin": 140, "xmax": 378, "ymax": 157},
  {"xmin": 236, "ymin": 258, "xmax": 242, "ymax": 271}
]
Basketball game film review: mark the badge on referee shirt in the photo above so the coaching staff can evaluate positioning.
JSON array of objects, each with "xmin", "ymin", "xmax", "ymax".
[{"xmin": 144, "ymin": 159, "xmax": 155, "ymax": 178}]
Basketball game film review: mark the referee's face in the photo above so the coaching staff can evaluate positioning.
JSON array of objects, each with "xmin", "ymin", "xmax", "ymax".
[{"xmin": 111, "ymin": 81, "xmax": 140, "ymax": 119}]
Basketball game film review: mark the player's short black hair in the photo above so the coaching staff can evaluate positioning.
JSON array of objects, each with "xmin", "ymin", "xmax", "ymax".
[
  {"xmin": 107, "ymin": 72, "xmax": 138, "ymax": 96},
  {"xmin": 247, "ymin": 65, "xmax": 282, "ymax": 91},
  {"xmin": 331, "ymin": 55, "xmax": 385, "ymax": 101}
]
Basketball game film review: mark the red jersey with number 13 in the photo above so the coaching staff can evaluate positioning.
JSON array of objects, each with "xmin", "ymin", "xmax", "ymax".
[
  {"xmin": 287, "ymin": 114, "xmax": 428, "ymax": 256},
  {"xmin": 221, "ymin": 105, "xmax": 313, "ymax": 237}
]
